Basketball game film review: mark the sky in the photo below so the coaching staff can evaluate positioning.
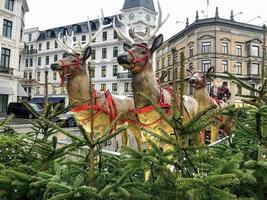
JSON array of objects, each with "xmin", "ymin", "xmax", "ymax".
[{"xmin": 25, "ymin": 0, "xmax": 267, "ymax": 40}]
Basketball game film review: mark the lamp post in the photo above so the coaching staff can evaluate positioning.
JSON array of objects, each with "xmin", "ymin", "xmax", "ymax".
[
  {"xmin": 44, "ymin": 67, "xmax": 49, "ymax": 110},
  {"xmin": 246, "ymin": 16, "xmax": 261, "ymax": 24}
]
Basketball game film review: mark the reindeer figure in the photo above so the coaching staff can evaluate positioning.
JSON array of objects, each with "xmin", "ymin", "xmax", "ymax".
[
  {"xmin": 50, "ymin": 11, "xmax": 143, "ymax": 151},
  {"xmin": 114, "ymin": 0, "xmax": 199, "ymax": 143},
  {"xmin": 187, "ymin": 67, "xmax": 234, "ymax": 143}
]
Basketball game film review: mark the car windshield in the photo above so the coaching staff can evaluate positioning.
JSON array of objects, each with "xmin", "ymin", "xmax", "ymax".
[{"xmin": 29, "ymin": 103, "xmax": 42, "ymax": 111}]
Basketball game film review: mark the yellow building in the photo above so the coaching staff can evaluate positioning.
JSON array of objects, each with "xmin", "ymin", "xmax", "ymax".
[{"xmin": 155, "ymin": 8, "xmax": 266, "ymax": 104}]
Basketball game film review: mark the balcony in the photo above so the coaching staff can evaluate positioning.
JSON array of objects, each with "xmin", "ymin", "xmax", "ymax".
[
  {"xmin": 117, "ymin": 72, "xmax": 132, "ymax": 79},
  {"xmin": 26, "ymin": 49, "xmax": 37, "ymax": 55},
  {"xmin": 0, "ymin": 67, "xmax": 13, "ymax": 75}
]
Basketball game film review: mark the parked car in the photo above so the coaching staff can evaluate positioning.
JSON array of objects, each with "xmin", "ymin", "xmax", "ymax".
[
  {"xmin": 7, "ymin": 102, "xmax": 43, "ymax": 119},
  {"xmin": 53, "ymin": 112, "xmax": 76, "ymax": 127}
]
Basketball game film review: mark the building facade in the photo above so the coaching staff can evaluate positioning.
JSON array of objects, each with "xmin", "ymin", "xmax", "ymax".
[
  {"xmin": 155, "ymin": 9, "xmax": 266, "ymax": 105},
  {"xmin": 0, "ymin": 0, "xmax": 29, "ymax": 113},
  {"xmin": 23, "ymin": 0, "xmax": 157, "ymax": 106}
]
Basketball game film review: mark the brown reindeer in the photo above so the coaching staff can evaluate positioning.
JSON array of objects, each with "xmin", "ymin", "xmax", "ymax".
[
  {"xmin": 114, "ymin": 0, "xmax": 199, "ymax": 145},
  {"xmin": 50, "ymin": 11, "xmax": 143, "ymax": 151},
  {"xmin": 187, "ymin": 67, "xmax": 234, "ymax": 143}
]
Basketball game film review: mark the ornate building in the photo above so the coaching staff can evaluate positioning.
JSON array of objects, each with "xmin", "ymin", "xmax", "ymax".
[
  {"xmin": 155, "ymin": 8, "xmax": 266, "ymax": 105},
  {"xmin": 23, "ymin": 0, "xmax": 157, "ymax": 106},
  {"xmin": 0, "ymin": 0, "xmax": 29, "ymax": 113}
]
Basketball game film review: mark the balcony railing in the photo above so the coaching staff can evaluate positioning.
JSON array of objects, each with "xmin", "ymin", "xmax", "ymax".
[
  {"xmin": 0, "ymin": 67, "xmax": 13, "ymax": 75},
  {"xmin": 117, "ymin": 72, "xmax": 132, "ymax": 79},
  {"xmin": 26, "ymin": 49, "xmax": 38, "ymax": 54}
]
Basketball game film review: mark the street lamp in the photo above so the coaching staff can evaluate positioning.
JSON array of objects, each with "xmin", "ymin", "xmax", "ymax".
[
  {"xmin": 234, "ymin": 11, "xmax": 243, "ymax": 17},
  {"xmin": 246, "ymin": 16, "xmax": 261, "ymax": 23}
]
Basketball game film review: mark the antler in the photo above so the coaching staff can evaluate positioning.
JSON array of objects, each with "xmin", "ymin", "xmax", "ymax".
[
  {"xmin": 82, "ymin": 9, "xmax": 112, "ymax": 50},
  {"xmin": 57, "ymin": 9, "xmax": 112, "ymax": 55},
  {"xmin": 57, "ymin": 31, "xmax": 80, "ymax": 54},
  {"xmin": 113, "ymin": 13, "xmax": 135, "ymax": 45},
  {"xmin": 134, "ymin": 0, "xmax": 170, "ymax": 43}
]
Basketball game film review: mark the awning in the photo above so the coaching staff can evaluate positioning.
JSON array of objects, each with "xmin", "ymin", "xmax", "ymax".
[
  {"xmin": 0, "ymin": 80, "xmax": 14, "ymax": 95},
  {"xmin": 30, "ymin": 97, "xmax": 65, "ymax": 104},
  {"xmin": 17, "ymin": 83, "xmax": 28, "ymax": 97}
]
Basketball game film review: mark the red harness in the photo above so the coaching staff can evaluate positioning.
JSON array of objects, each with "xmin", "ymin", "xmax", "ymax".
[
  {"xmin": 58, "ymin": 55, "xmax": 81, "ymax": 85},
  {"xmin": 127, "ymin": 43, "xmax": 152, "ymax": 73},
  {"xmin": 71, "ymin": 89, "xmax": 117, "ymax": 129}
]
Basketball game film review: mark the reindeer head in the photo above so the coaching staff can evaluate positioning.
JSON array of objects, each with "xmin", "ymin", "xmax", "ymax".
[
  {"xmin": 50, "ymin": 10, "xmax": 111, "ymax": 83},
  {"xmin": 114, "ymin": 0, "xmax": 169, "ymax": 73},
  {"xmin": 187, "ymin": 67, "xmax": 214, "ymax": 89}
]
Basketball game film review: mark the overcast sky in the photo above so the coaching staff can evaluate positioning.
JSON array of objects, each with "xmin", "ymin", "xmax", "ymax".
[{"xmin": 25, "ymin": 0, "xmax": 267, "ymax": 40}]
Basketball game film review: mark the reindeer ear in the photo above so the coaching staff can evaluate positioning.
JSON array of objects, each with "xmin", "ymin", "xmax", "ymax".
[
  {"xmin": 186, "ymin": 69, "xmax": 193, "ymax": 76},
  {"xmin": 83, "ymin": 46, "xmax": 92, "ymax": 61},
  {"xmin": 150, "ymin": 34, "xmax": 163, "ymax": 54},
  {"xmin": 206, "ymin": 66, "xmax": 215, "ymax": 76},
  {"xmin": 123, "ymin": 43, "xmax": 131, "ymax": 52}
]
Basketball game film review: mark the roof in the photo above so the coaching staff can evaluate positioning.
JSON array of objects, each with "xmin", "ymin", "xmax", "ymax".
[
  {"xmin": 168, "ymin": 17, "xmax": 264, "ymax": 44},
  {"xmin": 37, "ymin": 15, "xmax": 121, "ymax": 41},
  {"xmin": 122, "ymin": 0, "xmax": 155, "ymax": 12}
]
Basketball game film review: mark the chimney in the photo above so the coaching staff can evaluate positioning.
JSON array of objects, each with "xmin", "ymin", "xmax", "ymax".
[
  {"xmin": 195, "ymin": 10, "xmax": 199, "ymax": 21},
  {"xmin": 215, "ymin": 7, "xmax": 219, "ymax": 18},
  {"xmin": 186, "ymin": 17, "xmax": 189, "ymax": 26},
  {"xmin": 230, "ymin": 10, "xmax": 234, "ymax": 21}
]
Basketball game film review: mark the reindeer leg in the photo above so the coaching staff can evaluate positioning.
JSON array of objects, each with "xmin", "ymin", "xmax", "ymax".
[
  {"xmin": 210, "ymin": 125, "xmax": 219, "ymax": 144},
  {"xmin": 129, "ymin": 125, "xmax": 143, "ymax": 152}
]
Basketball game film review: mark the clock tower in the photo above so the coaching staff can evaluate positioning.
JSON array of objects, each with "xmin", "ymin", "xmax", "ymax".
[{"xmin": 121, "ymin": 0, "xmax": 157, "ymax": 34}]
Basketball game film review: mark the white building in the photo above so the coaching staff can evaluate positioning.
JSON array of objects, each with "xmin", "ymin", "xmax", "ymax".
[
  {"xmin": 0, "ymin": 0, "xmax": 29, "ymax": 113},
  {"xmin": 23, "ymin": 0, "xmax": 157, "ymax": 106}
]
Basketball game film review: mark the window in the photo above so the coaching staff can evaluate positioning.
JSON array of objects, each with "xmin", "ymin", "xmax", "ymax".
[
  {"xmin": 102, "ymin": 48, "xmax": 107, "ymax": 59},
  {"xmin": 101, "ymin": 83, "xmax": 106, "ymax": 91},
  {"xmin": 54, "ymin": 55, "xmax": 58, "ymax": 62},
  {"xmin": 45, "ymin": 56, "xmax": 49, "ymax": 65},
  {"xmin": 37, "ymin": 57, "xmax": 41, "ymax": 66},
  {"xmin": 3, "ymin": 19, "xmax": 12, "ymax": 38},
  {"xmin": 29, "ymin": 72, "xmax": 32, "ymax": 80},
  {"xmin": 237, "ymin": 85, "xmax": 242, "ymax": 95},
  {"xmin": 113, "ymin": 65, "xmax": 118, "ymax": 76},
  {"xmin": 206, "ymin": 81, "xmax": 211, "ymax": 93},
  {"xmin": 0, "ymin": 48, "xmax": 10, "ymax": 68},
  {"xmin": 113, "ymin": 46, "xmax": 118, "ymax": 57},
  {"xmin": 101, "ymin": 66, "xmax": 106, "ymax": 77},
  {"xmin": 29, "ymin": 58, "xmax": 33, "ymax": 67},
  {"xmin": 124, "ymin": 82, "xmax": 130, "ymax": 92},
  {"xmin": 168, "ymin": 55, "xmax": 171, "ymax": 66},
  {"xmin": 251, "ymin": 45, "xmax": 259, "ymax": 57},
  {"xmin": 54, "ymin": 41, "xmax": 58, "ymax": 48},
  {"xmin": 61, "ymin": 86, "xmax": 65, "ymax": 94},
  {"xmin": 202, "ymin": 60, "xmax": 211, "ymax": 72},
  {"xmin": 202, "ymin": 42, "xmax": 211, "ymax": 53},
  {"xmin": 250, "ymin": 84, "xmax": 256, "ymax": 96},
  {"xmin": 236, "ymin": 44, "xmax": 242, "ymax": 56},
  {"xmin": 250, "ymin": 63, "xmax": 259, "ymax": 75},
  {"xmin": 5, "ymin": 0, "xmax": 14, "ymax": 11},
  {"xmin": 236, "ymin": 62, "xmax": 242, "ymax": 75},
  {"xmin": 46, "ymin": 31, "xmax": 52, "ymax": 38},
  {"xmin": 37, "ymin": 72, "xmax": 40, "ymax": 81},
  {"xmin": 24, "ymin": 73, "xmax": 27, "ymax": 79},
  {"xmin": 28, "ymin": 33, "xmax": 32, "ymax": 42},
  {"xmin": 0, "ymin": 95, "xmax": 8, "ymax": 112},
  {"xmin": 222, "ymin": 60, "xmax": 228, "ymax": 72},
  {"xmin": 222, "ymin": 42, "xmax": 228, "ymax": 54},
  {"xmin": 162, "ymin": 57, "xmax": 165, "ymax": 68},
  {"xmin": 91, "ymin": 67, "xmax": 95, "ymax": 78},
  {"xmin": 91, "ymin": 49, "xmax": 96, "ymax": 60},
  {"xmin": 167, "ymin": 69, "xmax": 171, "ymax": 81},
  {"xmin": 156, "ymin": 61, "xmax": 160, "ymax": 70},
  {"xmin": 189, "ymin": 63, "xmax": 193, "ymax": 70},
  {"xmin": 46, "ymin": 42, "xmax": 50, "ymax": 50},
  {"xmin": 36, "ymin": 87, "xmax": 40, "ymax": 95},
  {"xmin": 25, "ymin": 59, "xmax": 28, "ymax": 67},
  {"xmin": 53, "ymin": 72, "xmax": 57, "ymax": 80},
  {"xmin": 82, "ymin": 35, "xmax": 86, "ymax": 42},
  {"xmin": 113, "ymin": 30, "xmax": 118, "ymax": 39},
  {"xmin": 102, "ymin": 31, "xmax": 107, "ymax": 41},
  {"xmin": 112, "ymin": 83, "xmax": 118, "ymax": 92},
  {"xmin": 189, "ymin": 45, "xmax": 194, "ymax": 57},
  {"xmin": 38, "ymin": 43, "xmax": 42, "ymax": 51}
]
